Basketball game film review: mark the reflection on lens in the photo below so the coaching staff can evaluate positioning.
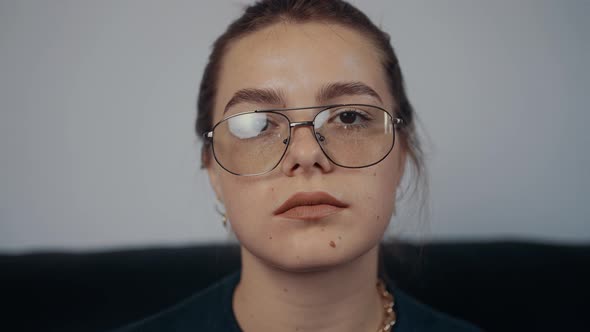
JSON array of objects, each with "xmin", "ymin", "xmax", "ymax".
[
  {"xmin": 314, "ymin": 110, "xmax": 329, "ymax": 129},
  {"xmin": 227, "ymin": 113, "xmax": 268, "ymax": 139},
  {"xmin": 213, "ymin": 112, "xmax": 289, "ymax": 175}
]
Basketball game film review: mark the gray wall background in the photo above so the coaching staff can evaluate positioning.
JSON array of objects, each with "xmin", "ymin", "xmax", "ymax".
[{"xmin": 1, "ymin": 0, "xmax": 588, "ymax": 252}]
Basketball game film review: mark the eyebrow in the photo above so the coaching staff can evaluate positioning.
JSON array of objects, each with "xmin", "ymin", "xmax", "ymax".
[
  {"xmin": 223, "ymin": 81, "xmax": 382, "ymax": 113},
  {"xmin": 224, "ymin": 88, "xmax": 286, "ymax": 113},
  {"xmin": 316, "ymin": 81, "xmax": 383, "ymax": 105}
]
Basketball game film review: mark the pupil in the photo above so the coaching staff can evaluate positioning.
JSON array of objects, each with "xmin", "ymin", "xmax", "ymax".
[{"xmin": 339, "ymin": 112, "xmax": 356, "ymax": 124}]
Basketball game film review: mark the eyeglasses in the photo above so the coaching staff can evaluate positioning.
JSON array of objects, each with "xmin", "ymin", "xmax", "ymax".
[{"xmin": 203, "ymin": 104, "xmax": 403, "ymax": 176}]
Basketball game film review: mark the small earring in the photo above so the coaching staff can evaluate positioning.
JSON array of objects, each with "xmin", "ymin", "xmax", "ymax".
[{"xmin": 215, "ymin": 201, "xmax": 228, "ymax": 229}]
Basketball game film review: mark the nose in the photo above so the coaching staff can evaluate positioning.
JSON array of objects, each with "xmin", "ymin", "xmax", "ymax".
[{"xmin": 280, "ymin": 122, "xmax": 333, "ymax": 176}]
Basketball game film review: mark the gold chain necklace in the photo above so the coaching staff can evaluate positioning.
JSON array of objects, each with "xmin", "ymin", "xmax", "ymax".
[{"xmin": 376, "ymin": 279, "xmax": 396, "ymax": 331}]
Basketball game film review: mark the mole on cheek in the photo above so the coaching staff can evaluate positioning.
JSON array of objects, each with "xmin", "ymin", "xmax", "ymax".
[
  {"xmin": 269, "ymin": 236, "xmax": 272, "ymax": 240},
  {"xmin": 329, "ymin": 241, "xmax": 336, "ymax": 248},
  {"xmin": 373, "ymin": 172, "xmax": 377, "ymax": 177}
]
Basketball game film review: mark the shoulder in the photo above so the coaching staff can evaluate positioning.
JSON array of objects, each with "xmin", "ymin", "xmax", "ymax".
[
  {"xmin": 394, "ymin": 289, "xmax": 483, "ymax": 332},
  {"xmin": 109, "ymin": 271, "xmax": 240, "ymax": 332}
]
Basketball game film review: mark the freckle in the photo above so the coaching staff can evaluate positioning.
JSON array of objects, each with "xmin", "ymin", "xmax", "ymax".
[
  {"xmin": 377, "ymin": 215, "xmax": 380, "ymax": 220},
  {"xmin": 269, "ymin": 236, "xmax": 272, "ymax": 240},
  {"xmin": 271, "ymin": 187, "xmax": 274, "ymax": 192},
  {"xmin": 296, "ymin": 255, "xmax": 300, "ymax": 259},
  {"xmin": 329, "ymin": 241, "xmax": 336, "ymax": 248},
  {"xmin": 373, "ymin": 172, "xmax": 377, "ymax": 177},
  {"xmin": 283, "ymin": 288, "xmax": 288, "ymax": 292},
  {"xmin": 321, "ymin": 227, "xmax": 325, "ymax": 232},
  {"xmin": 338, "ymin": 236, "xmax": 342, "ymax": 240}
]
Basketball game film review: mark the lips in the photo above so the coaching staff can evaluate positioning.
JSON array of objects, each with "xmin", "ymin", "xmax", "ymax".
[{"xmin": 274, "ymin": 192, "xmax": 348, "ymax": 220}]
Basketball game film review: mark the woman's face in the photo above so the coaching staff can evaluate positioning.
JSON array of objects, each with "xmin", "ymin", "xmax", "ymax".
[{"xmin": 207, "ymin": 22, "xmax": 405, "ymax": 272}]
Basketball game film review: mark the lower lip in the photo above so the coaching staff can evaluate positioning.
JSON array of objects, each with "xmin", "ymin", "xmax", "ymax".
[{"xmin": 276, "ymin": 204, "xmax": 344, "ymax": 220}]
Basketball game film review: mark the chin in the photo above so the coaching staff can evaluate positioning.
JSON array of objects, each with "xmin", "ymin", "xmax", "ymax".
[
  {"xmin": 266, "ymin": 255, "xmax": 350, "ymax": 273},
  {"xmin": 247, "ymin": 237, "xmax": 378, "ymax": 273}
]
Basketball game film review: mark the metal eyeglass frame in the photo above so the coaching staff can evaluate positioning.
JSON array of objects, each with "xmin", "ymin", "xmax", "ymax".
[{"xmin": 203, "ymin": 103, "xmax": 404, "ymax": 176}]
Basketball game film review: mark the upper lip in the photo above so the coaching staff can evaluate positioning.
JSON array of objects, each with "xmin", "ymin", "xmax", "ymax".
[{"xmin": 274, "ymin": 191, "xmax": 349, "ymax": 215}]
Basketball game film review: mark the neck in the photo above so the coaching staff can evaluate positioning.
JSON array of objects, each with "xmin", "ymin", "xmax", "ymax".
[{"xmin": 233, "ymin": 245, "xmax": 384, "ymax": 332}]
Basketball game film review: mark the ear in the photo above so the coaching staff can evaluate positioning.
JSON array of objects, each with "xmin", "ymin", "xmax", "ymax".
[
  {"xmin": 394, "ymin": 146, "xmax": 408, "ymax": 187},
  {"xmin": 392, "ymin": 149, "xmax": 408, "ymax": 216},
  {"xmin": 398, "ymin": 149, "xmax": 407, "ymax": 178},
  {"xmin": 206, "ymin": 162, "xmax": 224, "ymax": 203},
  {"xmin": 201, "ymin": 144, "xmax": 224, "ymax": 202}
]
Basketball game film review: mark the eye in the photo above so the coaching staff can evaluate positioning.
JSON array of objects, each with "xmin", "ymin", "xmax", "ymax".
[
  {"xmin": 259, "ymin": 120, "xmax": 269, "ymax": 132},
  {"xmin": 330, "ymin": 108, "xmax": 371, "ymax": 126},
  {"xmin": 338, "ymin": 111, "xmax": 358, "ymax": 124}
]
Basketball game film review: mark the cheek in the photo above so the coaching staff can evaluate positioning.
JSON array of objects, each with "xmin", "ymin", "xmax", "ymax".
[
  {"xmin": 359, "ymin": 152, "xmax": 403, "ymax": 222},
  {"xmin": 217, "ymin": 175, "xmax": 277, "ymax": 233}
]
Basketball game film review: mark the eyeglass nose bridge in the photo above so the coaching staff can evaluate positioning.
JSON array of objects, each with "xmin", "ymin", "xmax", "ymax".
[
  {"xmin": 289, "ymin": 120, "xmax": 314, "ymax": 128},
  {"xmin": 287, "ymin": 121, "xmax": 326, "ymax": 144}
]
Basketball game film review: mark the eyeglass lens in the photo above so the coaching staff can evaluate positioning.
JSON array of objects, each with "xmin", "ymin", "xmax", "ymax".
[{"xmin": 212, "ymin": 105, "xmax": 395, "ymax": 175}]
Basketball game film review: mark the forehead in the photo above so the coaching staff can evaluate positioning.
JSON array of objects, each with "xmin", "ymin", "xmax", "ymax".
[{"xmin": 214, "ymin": 22, "xmax": 391, "ymax": 120}]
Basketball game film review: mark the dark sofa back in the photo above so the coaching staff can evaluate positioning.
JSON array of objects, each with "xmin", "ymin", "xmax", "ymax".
[{"xmin": 1, "ymin": 241, "xmax": 589, "ymax": 331}]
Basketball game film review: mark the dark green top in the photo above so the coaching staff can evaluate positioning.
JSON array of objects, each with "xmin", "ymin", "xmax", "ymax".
[{"xmin": 111, "ymin": 271, "xmax": 482, "ymax": 332}]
